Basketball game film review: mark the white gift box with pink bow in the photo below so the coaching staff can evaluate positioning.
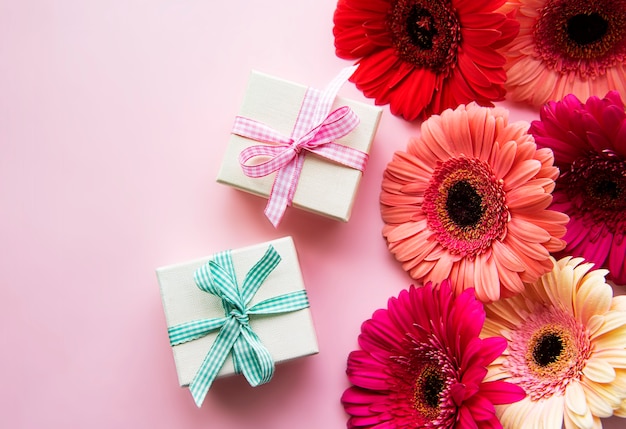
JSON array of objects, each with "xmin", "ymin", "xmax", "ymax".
[{"xmin": 217, "ymin": 68, "xmax": 382, "ymax": 227}]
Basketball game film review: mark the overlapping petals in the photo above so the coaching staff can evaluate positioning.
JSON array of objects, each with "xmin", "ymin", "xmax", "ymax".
[
  {"xmin": 482, "ymin": 257, "xmax": 626, "ymax": 428},
  {"xmin": 342, "ymin": 282, "xmax": 525, "ymax": 428},
  {"xmin": 381, "ymin": 102, "xmax": 568, "ymax": 302},
  {"xmin": 333, "ymin": 0, "xmax": 519, "ymax": 120},
  {"xmin": 530, "ymin": 90, "xmax": 626, "ymax": 285},
  {"xmin": 499, "ymin": 0, "xmax": 626, "ymax": 106}
]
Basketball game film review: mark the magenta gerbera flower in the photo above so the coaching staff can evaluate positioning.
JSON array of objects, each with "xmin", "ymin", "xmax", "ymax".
[
  {"xmin": 529, "ymin": 90, "xmax": 626, "ymax": 284},
  {"xmin": 341, "ymin": 282, "xmax": 525, "ymax": 428}
]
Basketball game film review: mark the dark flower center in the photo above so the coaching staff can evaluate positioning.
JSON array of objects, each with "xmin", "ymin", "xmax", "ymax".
[
  {"xmin": 446, "ymin": 180, "xmax": 483, "ymax": 227},
  {"xmin": 533, "ymin": 333, "xmax": 564, "ymax": 367},
  {"xmin": 388, "ymin": 0, "xmax": 461, "ymax": 73},
  {"xmin": 534, "ymin": 0, "xmax": 626, "ymax": 76},
  {"xmin": 590, "ymin": 177, "xmax": 620, "ymax": 200},
  {"xmin": 414, "ymin": 364, "xmax": 444, "ymax": 418},
  {"xmin": 391, "ymin": 344, "xmax": 458, "ymax": 427},
  {"xmin": 511, "ymin": 312, "xmax": 592, "ymax": 400},
  {"xmin": 562, "ymin": 152, "xmax": 626, "ymax": 232},
  {"xmin": 567, "ymin": 13, "xmax": 608, "ymax": 46},
  {"xmin": 420, "ymin": 370, "xmax": 444, "ymax": 408},
  {"xmin": 406, "ymin": 6, "xmax": 437, "ymax": 50},
  {"xmin": 423, "ymin": 157, "xmax": 508, "ymax": 257}
]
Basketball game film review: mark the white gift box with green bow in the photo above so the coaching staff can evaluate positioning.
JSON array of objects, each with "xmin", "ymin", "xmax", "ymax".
[{"xmin": 156, "ymin": 236, "xmax": 318, "ymax": 406}]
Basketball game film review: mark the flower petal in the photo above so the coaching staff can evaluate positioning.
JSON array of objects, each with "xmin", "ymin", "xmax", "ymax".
[
  {"xmin": 565, "ymin": 380, "xmax": 589, "ymax": 416},
  {"xmin": 479, "ymin": 380, "xmax": 526, "ymax": 405}
]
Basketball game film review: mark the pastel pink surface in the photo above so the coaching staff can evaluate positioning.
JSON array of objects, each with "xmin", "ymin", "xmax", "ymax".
[{"xmin": 0, "ymin": 1, "xmax": 623, "ymax": 428}]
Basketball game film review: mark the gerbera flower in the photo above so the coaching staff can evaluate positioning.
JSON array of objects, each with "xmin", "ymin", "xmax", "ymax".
[
  {"xmin": 500, "ymin": 0, "xmax": 626, "ymax": 106},
  {"xmin": 529, "ymin": 91, "xmax": 626, "ymax": 285},
  {"xmin": 481, "ymin": 256, "xmax": 626, "ymax": 428},
  {"xmin": 380, "ymin": 102, "xmax": 568, "ymax": 302},
  {"xmin": 341, "ymin": 282, "xmax": 525, "ymax": 428},
  {"xmin": 332, "ymin": 0, "xmax": 519, "ymax": 120}
]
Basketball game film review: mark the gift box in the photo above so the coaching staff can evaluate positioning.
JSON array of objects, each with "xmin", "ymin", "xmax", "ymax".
[
  {"xmin": 217, "ymin": 68, "xmax": 382, "ymax": 226},
  {"xmin": 156, "ymin": 236, "xmax": 318, "ymax": 406}
]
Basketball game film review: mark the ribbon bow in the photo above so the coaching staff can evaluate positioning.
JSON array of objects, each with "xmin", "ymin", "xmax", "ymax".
[
  {"xmin": 232, "ymin": 66, "xmax": 368, "ymax": 227},
  {"xmin": 167, "ymin": 245, "xmax": 310, "ymax": 407}
]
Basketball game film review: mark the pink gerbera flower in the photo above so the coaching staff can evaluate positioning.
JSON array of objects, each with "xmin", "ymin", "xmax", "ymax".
[
  {"xmin": 500, "ymin": 0, "xmax": 626, "ymax": 106},
  {"xmin": 482, "ymin": 257, "xmax": 626, "ymax": 428},
  {"xmin": 381, "ymin": 102, "xmax": 568, "ymax": 302},
  {"xmin": 341, "ymin": 282, "xmax": 525, "ymax": 428},
  {"xmin": 332, "ymin": 0, "xmax": 519, "ymax": 120},
  {"xmin": 529, "ymin": 90, "xmax": 626, "ymax": 284}
]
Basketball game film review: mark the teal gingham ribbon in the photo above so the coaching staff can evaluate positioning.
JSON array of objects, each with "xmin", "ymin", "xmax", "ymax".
[{"xmin": 167, "ymin": 245, "xmax": 310, "ymax": 407}]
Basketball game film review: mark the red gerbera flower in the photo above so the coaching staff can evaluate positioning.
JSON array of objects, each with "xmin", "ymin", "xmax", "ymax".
[
  {"xmin": 341, "ymin": 282, "xmax": 526, "ymax": 428},
  {"xmin": 332, "ymin": 0, "xmax": 519, "ymax": 121},
  {"xmin": 529, "ymin": 90, "xmax": 626, "ymax": 285}
]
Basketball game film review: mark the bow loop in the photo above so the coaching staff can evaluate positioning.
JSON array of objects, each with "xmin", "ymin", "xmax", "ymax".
[
  {"xmin": 187, "ymin": 316, "xmax": 240, "ymax": 405},
  {"xmin": 208, "ymin": 259, "xmax": 245, "ymax": 311},
  {"xmin": 241, "ymin": 244, "xmax": 282, "ymax": 306},
  {"xmin": 167, "ymin": 244, "xmax": 310, "ymax": 407},
  {"xmin": 232, "ymin": 66, "xmax": 368, "ymax": 227},
  {"xmin": 238, "ymin": 138, "xmax": 297, "ymax": 178},
  {"xmin": 292, "ymin": 106, "xmax": 359, "ymax": 152}
]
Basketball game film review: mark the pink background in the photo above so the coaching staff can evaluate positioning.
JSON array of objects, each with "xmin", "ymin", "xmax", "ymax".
[{"xmin": 1, "ymin": 1, "xmax": 623, "ymax": 427}]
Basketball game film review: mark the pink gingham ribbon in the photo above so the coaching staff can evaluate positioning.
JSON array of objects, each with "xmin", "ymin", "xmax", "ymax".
[{"xmin": 232, "ymin": 66, "xmax": 368, "ymax": 227}]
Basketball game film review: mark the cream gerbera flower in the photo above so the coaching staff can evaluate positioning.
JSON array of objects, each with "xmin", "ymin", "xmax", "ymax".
[{"xmin": 482, "ymin": 256, "xmax": 626, "ymax": 428}]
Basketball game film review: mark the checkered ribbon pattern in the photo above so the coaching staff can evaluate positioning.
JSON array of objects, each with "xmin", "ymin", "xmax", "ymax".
[
  {"xmin": 232, "ymin": 66, "xmax": 368, "ymax": 227},
  {"xmin": 167, "ymin": 245, "xmax": 310, "ymax": 407}
]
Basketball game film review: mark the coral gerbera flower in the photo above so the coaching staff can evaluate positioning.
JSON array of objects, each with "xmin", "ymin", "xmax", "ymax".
[
  {"xmin": 341, "ymin": 282, "xmax": 525, "ymax": 428},
  {"xmin": 500, "ymin": 0, "xmax": 626, "ymax": 106},
  {"xmin": 381, "ymin": 102, "xmax": 568, "ymax": 302},
  {"xmin": 530, "ymin": 91, "xmax": 626, "ymax": 285},
  {"xmin": 481, "ymin": 257, "xmax": 626, "ymax": 428},
  {"xmin": 332, "ymin": 0, "xmax": 519, "ymax": 121}
]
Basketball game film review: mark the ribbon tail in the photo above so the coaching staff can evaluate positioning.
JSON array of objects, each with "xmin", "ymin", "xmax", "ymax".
[
  {"xmin": 189, "ymin": 317, "xmax": 241, "ymax": 407},
  {"xmin": 286, "ymin": 150, "xmax": 306, "ymax": 207},
  {"xmin": 264, "ymin": 154, "xmax": 304, "ymax": 227},
  {"xmin": 310, "ymin": 65, "xmax": 358, "ymax": 125},
  {"xmin": 234, "ymin": 326, "xmax": 275, "ymax": 386}
]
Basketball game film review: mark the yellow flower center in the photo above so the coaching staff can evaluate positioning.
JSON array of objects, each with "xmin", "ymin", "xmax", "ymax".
[
  {"xmin": 526, "ymin": 325, "xmax": 575, "ymax": 376},
  {"xmin": 414, "ymin": 364, "xmax": 444, "ymax": 420},
  {"xmin": 504, "ymin": 306, "xmax": 592, "ymax": 400}
]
